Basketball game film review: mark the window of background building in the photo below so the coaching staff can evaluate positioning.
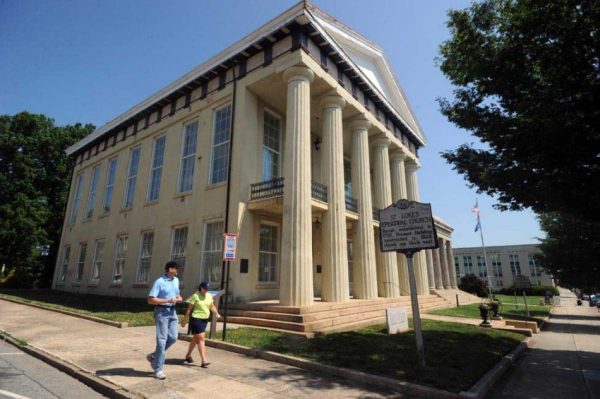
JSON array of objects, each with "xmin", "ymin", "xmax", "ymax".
[
  {"xmin": 463, "ymin": 255, "xmax": 473, "ymax": 274},
  {"xmin": 70, "ymin": 174, "xmax": 84, "ymax": 224},
  {"xmin": 75, "ymin": 242, "xmax": 87, "ymax": 281},
  {"xmin": 102, "ymin": 158, "xmax": 118, "ymax": 214},
  {"xmin": 258, "ymin": 223, "xmax": 279, "ymax": 283},
  {"xmin": 178, "ymin": 122, "xmax": 198, "ymax": 193},
  {"xmin": 496, "ymin": 280, "xmax": 503, "ymax": 287},
  {"xmin": 509, "ymin": 254, "xmax": 522, "ymax": 276},
  {"xmin": 171, "ymin": 227, "xmax": 188, "ymax": 278},
  {"xmin": 262, "ymin": 111, "xmax": 281, "ymax": 181},
  {"xmin": 136, "ymin": 232, "xmax": 154, "ymax": 283},
  {"xmin": 112, "ymin": 235, "xmax": 128, "ymax": 284},
  {"xmin": 123, "ymin": 147, "xmax": 141, "ymax": 208},
  {"xmin": 477, "ymin": 255, "xmax": 487, "ymax": 277},
  {"xmin": 147, "ymin": 136, "xmax": 166, "ymax": 201},
  {"xmin": 491, "ymin": 254, "xmax": 503, "ymax": 277},
  {"xmin": 85, "ymin": 165, "xmax": 101, "ymax": 219},
  {"xmin": 201, "ymin": 221, "xmax": 224, "ymax": 285},
  {"xmin": 58, "ymin": 245, "xmax": 70, "ymax": 282},
  {"xmin": 528, "ymin": 255, "xmax": 542, "ymax": 277},
  {"xmin": 454, "ymin": 256, "xmax": 460, "ymax": 277},
  {"xmin": 90, "ymin": 239, "xmax": 104, "ymax": 283},
  {"xmin": 209, "ymin": 104, "xmax": 232, "ymax": 185}
]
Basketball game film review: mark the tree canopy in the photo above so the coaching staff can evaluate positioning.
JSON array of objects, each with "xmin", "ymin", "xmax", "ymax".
[
  {"xmin": 438, "ymin": 0, "xmax": 600, "ymax": 221},
  {"xmin": 0, "ymin": 112, "xmax": 94, "ymax": 287}
]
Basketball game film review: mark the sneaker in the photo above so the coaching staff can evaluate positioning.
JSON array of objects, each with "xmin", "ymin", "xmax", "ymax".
[
  {"xmin": 185, "ymin": 355, "xmax": 194, "ymax": 363},
  {"xmin": 201, "ymin": 362, "xmax": 210, "ymax": 368},
  {"xmin": 146, "ymin": 353, "xmax": 155, "ymax": 368},
  {"xmin": 154, "ymin": 370, "xmax": 166, "ymax": 380}
]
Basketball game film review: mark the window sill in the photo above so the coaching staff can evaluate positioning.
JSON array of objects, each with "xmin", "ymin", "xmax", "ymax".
[
  {"xmin": 144, "ymin": 200, "xmax": 159, "ymax": 207},
  {"xmin": 98, "ymin": 212, "xmax": 110, "ymax": 219},
  {"xmin": 255, "ymin": 283, "xmax": 278, "ymax": 289},
  {"xmin": 82, "ymin": 218, "xmax": 93, "ymax": 224},
  {"xmin": 120, "ymin": 208, "xmax": 132, "ymax": 214},
  {"xmin": 110, "ymin": 282, "xmax": 122, "ymax": 287},
  {"xmin": 173, "ymin": 192, "xmax": 192, "ymax": 200},
  {"xmin": 206, "ymin": 181, "xmax": 227, "ymax": 191}
]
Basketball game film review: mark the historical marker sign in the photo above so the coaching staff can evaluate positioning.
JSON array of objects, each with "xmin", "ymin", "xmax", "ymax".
[
  {"xmin": 514, "ymin": 275, "xmax": 531, "ymax": 289},
  {"xmin": 386, "ymin": 307, "xmax": 409, "ymax": 334},
  {"xmin": 380, "ymin": 200, "xmax": 439, "ymax": 253}
]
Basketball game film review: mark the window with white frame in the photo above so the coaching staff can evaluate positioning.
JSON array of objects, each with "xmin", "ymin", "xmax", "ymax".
[
  {"xmin": 147, "ymin": 136, "xmax": 166, "ymax": 201},
  {"xmin": 123, "ymin": 147, "xmax": 141, "ymax": 208},
  {"xmin": 76, "ymin": 242, "xmax": 87, "ymax": 281},
  {"xmin": 178, "ymin": 122, "xmax": 198, "ymax": 193},
  {"xmin": 509, "ymin": 254, "xmax": 521, "ymax": 276},
  {"xmin": 258, "ymin": 223, "xmax": 279, "ymax": 283},
  {"xmin": 491, "ymin": 254, "xmax": 503, "ymax": 277},
  {"xmin": 463, "ymin": 255, "xmax": 473, "ymax": 275},
  {"xmin": 102, "ymin": 158, "xmax": 118, "ymax": 214},
  {"xmin": 90, "ymin": 239, "xmax": 104, "ymax": 283},
  {"xmin": 58, "ymin": 245, "xmax": 70, "ymax": 282},
  {"xmin": 262, "ymin": 111, "xmax": 281, "ymax": 181},
  {"xmin": 112, "ymin": 235, "xmax": 128, "ymax": 284},
  {"xmin": 528, "ymin": 255, "xmax": 541, "ymax": 276},
  {"xmin": 454, "ymin": 256, "xmax": 461, "ymax": 277},
  {"xmin": 85, "ymin": 166, "xmax": 101, "ymax": 219},
  {"xmin": 201, "ymin": 221, "xmax": 224, "ymax": 285},
  {"xmin": 171, "ymin": 226, "xmax": 188, "ymax": 278},
  {"xmin": 209, "ymin": 104, "xmax": 232, "ymax": 184},
  {"xmin": 477, "ymin": 255, "xmax": 487, "ymax": 277},
  {"xmin": 70, "ymin": 174, "xmax": 84, "ymax": 224},
  {"xmin": 136, "ymin": 232, "xmax": 154, "ymax": 283}
]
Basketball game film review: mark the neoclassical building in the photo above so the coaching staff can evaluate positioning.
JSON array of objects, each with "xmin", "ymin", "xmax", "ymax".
[{"xmin": 53, "ymin": 2, "xmax": 460, "ymax": 317}]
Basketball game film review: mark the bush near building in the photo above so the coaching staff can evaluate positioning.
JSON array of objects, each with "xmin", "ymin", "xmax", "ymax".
[
  {"xmin": 459, "ymin": 274, "xmax": 488, "ymax": 297},
  {"xmin": 496, "ymin": 285, "xmax": 559, "ymax": 297}
]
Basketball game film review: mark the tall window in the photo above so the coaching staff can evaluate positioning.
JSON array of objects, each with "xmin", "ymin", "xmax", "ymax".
[
  {"xmin": 123, "ymin": 147, "xmax": 141, "ymax": 208},
  {"xmin": 171, "ymin": 226, "xmax": 188, "ymax": 278},
  {"xmin": 85, "ymin": 166, "xmax": 101, "ymax": 219},
  {"xmin": 147, "ymin": 136, "xmax": 166, "ymax": 201},
  {"xmin": 262, "ymin": 111, "xmax": 281, "ymax": 181},
  {"xmin": 463, "ymin": 255, "xmax": 473, "ymax": 275},
  {"xmin": 209, "ymin": 104, "xmax": 232, "ymax": 184},
  {"xmin": 258, "ymin": 224, "xmax": 279, "ymax": 283},
  {"xmin": 477, "ymin": 255, "xmax": 487, "ymax": 277},
  {"xmin": 137, "ymin": 232, "xmax": 154, "ymax": 283},
  {"xmin": 201, "ymin": 221, "xmax": 224, "ymax": 285},
  {"xmin": 178, "ymin": 122, "xmax": 198, "ymax": 193},
  {"xmin": 75, "ymin": 243, "xmax": 87, "ymax": 281},
  {"xmin": 112, "ymin": 235, "xmax": 128, "ymax": 284},
  {"xmin": 344, "ymin": 159, "xmax": 352, "ymax": 198},
  {"xmin": 491, "ymin": 254, "xmax": 503, "ymax": 277},
  {"xmin": 347, "ymin": 241, "xmax": 354, "ymax": 286},
  {"xmin": 102, "ymin": 158, "xmax": 118, "ymax": 214},
  {"xmin": 90, "ymin": 239, "xmax": 104, "ymax": 283},
  {"xmin": 509, "ymin": 254, "xmax": 521, "ymax": 277},
  {"xmin": 454, "ymin": 256, "xmax": 460, "ymax": 277},
  {"xmin": 70, "ymin": 174, "xmax": 84, "ymax": 224},
  {"xmin": 528, "ymin": 255, "xmax": 541, "ymax": 276},
  {"xmin": 58, "ymin": 245, "xmax": 71, "ymax": 282}
]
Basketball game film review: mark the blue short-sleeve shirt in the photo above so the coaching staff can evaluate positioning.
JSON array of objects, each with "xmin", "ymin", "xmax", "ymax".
[{"xmin": 148, "ymin": 274, "xmax": 180, "ymax": 306}]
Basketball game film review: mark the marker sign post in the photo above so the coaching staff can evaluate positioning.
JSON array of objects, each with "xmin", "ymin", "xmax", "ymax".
[
  {"xmin": 379, "ymin": 199, "xmax": 439, "ymax": 367},
  {"xmin": 221, "ymin": 233, "xmax": 238, "ymax": 341}
]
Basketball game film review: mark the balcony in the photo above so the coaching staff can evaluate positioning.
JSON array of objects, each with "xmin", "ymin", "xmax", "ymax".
[
  {"xmin": 345, "ymin": 195, "xmax": 358, "ymax": 213},
  {"xmin": 249, "ymin": 178, "xmax": 328, "ymax": 202}
]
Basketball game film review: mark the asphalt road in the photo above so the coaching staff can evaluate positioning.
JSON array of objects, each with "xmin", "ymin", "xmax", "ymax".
[{"xmin": 0, "ymin": 339, "xmax": 107, "ymax": 399}]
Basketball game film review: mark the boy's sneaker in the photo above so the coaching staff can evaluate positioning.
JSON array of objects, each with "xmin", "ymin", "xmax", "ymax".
[{"xmin": 154, "ymin": 370, "xmax": 166, "ymax": 380}]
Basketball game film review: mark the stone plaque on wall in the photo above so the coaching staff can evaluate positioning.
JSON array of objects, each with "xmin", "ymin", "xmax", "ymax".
[{"xmin": 386, "ymin": 307, "xmax": 409, "ymax": 334}]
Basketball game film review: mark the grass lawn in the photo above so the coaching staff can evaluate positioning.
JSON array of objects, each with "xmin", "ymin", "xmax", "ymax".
[
  {"xmin": 0, "ymin": 289, "xmax": 175, "ymax": 327},
  {"xmin": 222, "ymin": 319, "xmax": 524, "ymax": 393}
]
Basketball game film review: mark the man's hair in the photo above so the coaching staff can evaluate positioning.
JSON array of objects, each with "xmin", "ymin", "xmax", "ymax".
[{"xmin": 164, "ymin": 260, "xmax": 179, "ymax": 271}]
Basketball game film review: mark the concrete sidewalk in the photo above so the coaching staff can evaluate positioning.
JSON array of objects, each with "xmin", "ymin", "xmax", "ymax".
[
  {"xmin": 0, "ymin": 300, "xmax": 398, "ymax": 399},
  {"xmin": 489, "ymin": 288, "xmax": 600, "ymax": 399}
]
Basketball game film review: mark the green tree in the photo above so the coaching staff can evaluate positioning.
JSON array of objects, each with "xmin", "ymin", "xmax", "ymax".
[
  {"xmin": 0, "ymin": 112, "xmax": 94, "ymax": 287},
  {"xmin": 535, "ymin": 213, "xmax": 600, "ymax": 290},
  {"xmin": 437, "ymin": 0, "xmax": 600, "ymax": 220}
]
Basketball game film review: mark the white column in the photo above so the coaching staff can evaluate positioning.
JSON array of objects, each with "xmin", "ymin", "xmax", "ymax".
[
  {"xmin": 320, "ymin": 95, "xmax": 349, "ymax": 303},
  {"xmin": 446, "ymin": 241, "xmax": 458, "ymax": 288},
  {"xmin": 280, "ymin": 66, "xmax": 315, "ymax": 307},
  {"xmin": 389, "ymin": 151, "xmax": 410, "ymax": 295},
  {"xmin": 372, "ymin": 137, "xmax": 400, "ymax": 298},
  {"xmin": 425, "ymin": 249, "xmax": 435, "ymax": 291},
  {"xmin": 405, "ymin": 160, "xmax": 429, "ymax": 295},
  {"xmin": 439, "ymin": 238, "xmax": 451, "ymax": 289},
  {"xmin": 349, "ymin": 118, "xmax": 378, "ymax": 299},
  {"xmin": 433, "ymin": 246, "xmax": 444, "ymax": 290}
]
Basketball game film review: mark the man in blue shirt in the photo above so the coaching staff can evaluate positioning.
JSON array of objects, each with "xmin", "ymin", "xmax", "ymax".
[{"xmin": 147, "ymin": 261, "xmax": 182, "ymax": 379}]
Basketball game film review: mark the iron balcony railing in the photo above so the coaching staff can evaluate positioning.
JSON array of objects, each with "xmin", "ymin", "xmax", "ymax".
[
  {"xmin": 250, "ymin": 178, "xmax": 328, "ymax": 203},
  {"xmin": 373, "ymin": 207, "xmax": 381, "ymax": 221},
  {"xmin": 345, "ymin": 195, "xmax": 358, "ymax": 213}
]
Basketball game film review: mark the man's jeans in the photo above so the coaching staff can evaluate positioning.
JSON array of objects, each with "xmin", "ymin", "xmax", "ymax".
[{"xmin": 153, "ymin": 307, "xmax": 178, "ymax": 372}]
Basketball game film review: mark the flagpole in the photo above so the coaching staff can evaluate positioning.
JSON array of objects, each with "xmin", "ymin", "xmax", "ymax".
[{"xmin": 476, "ymin": 200, "xmax": 493, "ymax": 297}]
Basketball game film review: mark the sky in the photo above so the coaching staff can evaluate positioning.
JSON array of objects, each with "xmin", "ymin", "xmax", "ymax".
[{"xmin": 0, "ymin": 0, "xmax": 543, "ymax": 248}]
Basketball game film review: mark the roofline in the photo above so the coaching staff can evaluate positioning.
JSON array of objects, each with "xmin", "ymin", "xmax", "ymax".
[{"xmin": 453, "ymin": 243, "xmax": 540, "ymax": 251}]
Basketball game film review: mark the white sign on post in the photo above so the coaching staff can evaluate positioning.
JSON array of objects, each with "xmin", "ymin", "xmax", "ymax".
[
  {"xmin": 222, "ymin": 233, "xmax": 238, "ymax": 261},
  {"xmin": 386, "ymin": 307, "xmax": 409, "ymax": 334},
  {"xmin": 379, "ymin": 200, "xmax": 438, "ymax": 252}
]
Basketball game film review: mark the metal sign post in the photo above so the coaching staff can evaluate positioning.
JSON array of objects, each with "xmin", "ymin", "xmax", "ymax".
[
  {"xmin": 379, "ymin": 199, "xmax": 439, "ymax": 368},
  {"xmin": 221, "ymin": 233, "xmax": 238, "ymax": 341}
]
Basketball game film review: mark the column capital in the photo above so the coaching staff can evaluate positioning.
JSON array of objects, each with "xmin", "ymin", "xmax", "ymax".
[
  {"xmin": 319, "ymin": 95, "xmax": 346, "ymax": 110},
  {"xmin": 371, "ymin": 136, "xmax": 391, "ymax": 149},
  {"xmin": 347, "ymin": 117, "xmax": 371, "ymax": 132},
  {"xmin": 389, "ymin": 150, "xmax": 408, "ymax": 163},
  {"xmin": 282, "ymin": 66, "xmax": 315, "ymax": 84},
  {"xmin": 405, "ymin": 159, "xmax": 421, "ymax": 172}
]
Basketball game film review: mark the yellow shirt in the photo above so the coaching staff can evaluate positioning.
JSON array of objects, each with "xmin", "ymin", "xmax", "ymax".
[{"xmin": 188, "ymin": 292, "xmax": 213, "ymax": 319}]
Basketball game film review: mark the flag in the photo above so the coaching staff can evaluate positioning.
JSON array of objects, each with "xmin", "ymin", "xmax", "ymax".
[
  {"xmin": 474, "ymin": 218, "xmax": 481, "ymax": 232},
  {"xmin": 471, "ymin": 200, "xmax": 479, "ymax": 214}
]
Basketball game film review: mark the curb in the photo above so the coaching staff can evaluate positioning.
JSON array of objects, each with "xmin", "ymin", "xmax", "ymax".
[
  {"xmin": 0, "ymin": 295, "xmax": 128, "ymax": 328},
  {"xmin": 0, "ymin": 328, "xmax": 142, "ymax": 399}
]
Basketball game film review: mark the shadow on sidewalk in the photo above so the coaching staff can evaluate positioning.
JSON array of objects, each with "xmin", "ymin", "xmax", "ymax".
[
  {"xmin": 96, "ymin": 368, "xmax": 153, "ymax": 378},
  {"xmin": 551, "ymin": 314, "xmax": 600, "ymax": 321},
  {"xmin": 546, "ymin": 322, "xmax": 600, "ymax": 335}
]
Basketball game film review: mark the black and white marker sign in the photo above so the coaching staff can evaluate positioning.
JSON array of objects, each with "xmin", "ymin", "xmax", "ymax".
[{"xmin": 379, "ymin": 200, "xmax": 439, "ymax": 253}]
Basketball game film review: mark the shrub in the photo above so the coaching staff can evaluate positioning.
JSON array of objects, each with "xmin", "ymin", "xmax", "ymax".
[
  {"xmin": 496, "ymin": 285, "xmax": 559, "ymax": 296},
  {"xmin": 459, "ymin": 274, "xmax": 488, "ymax": 297}
]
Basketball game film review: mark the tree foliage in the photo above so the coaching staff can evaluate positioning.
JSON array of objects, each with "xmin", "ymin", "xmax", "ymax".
[
  {"xmin": 0, "ymin": 112, "xmax": 93, "ymax": 287},
  {"xmin": 535, "ymin": 213, "xmax": 600, "ymax": 290},
  {"xmin": 438, "ymin": 0, "xmax": 600, "ymax": 221}
]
